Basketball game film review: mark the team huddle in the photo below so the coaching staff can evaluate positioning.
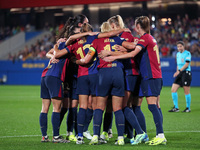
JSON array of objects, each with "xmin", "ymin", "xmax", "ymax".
[{"xmin": 39, "ymin": 14, "xmax": 167, "ymax": 146}]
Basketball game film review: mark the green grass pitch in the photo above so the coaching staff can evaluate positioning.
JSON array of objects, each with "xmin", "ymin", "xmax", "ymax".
[{"xmin": 0, "ymin": 85, "xmax": 200, "ymax": 150}]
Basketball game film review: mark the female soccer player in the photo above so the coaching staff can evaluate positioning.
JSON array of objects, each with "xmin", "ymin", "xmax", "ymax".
[
  {"xmin": 104, "ymin": 16, "xmax": 167, "ymax": 145},
  {"xmin": 52, "ymin": 23, "xmax": 131, "ymax": 144},
  {"xmin": 107, "ymin": 15, "xmax": 147, "ymax": 142},
  {"xmin": 57, "ymin": 14, "xmax": 90, "ymax": 142},
  {"xmin": 168, "ymin": 41, "xmax": 192, "ymax": 112},
  {"xmin": 81, "ymin": 22, "xmax": 147, "ymax": 146},
  {"xmin": 39, "ymin": 45, "xmax": 71, "ymax": 143}
]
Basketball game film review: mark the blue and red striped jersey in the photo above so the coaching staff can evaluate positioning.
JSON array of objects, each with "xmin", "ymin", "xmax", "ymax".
[
  {"xmin": 119, "ymin": 32, "xmax": 139, "ymax": 76},
  {"xmin": 41, "ymin": 43, "xmax": 70, "ymax": 82},
  {"xmin": 91, "ymin": 36, "xmax": 125, "ymax": 69},
  {"xmin": 136, "ymin": 33, "xmax": 162, "ymax": 79},
  {"xmin": 66, "ymin": 35, "xmax": 99, "ymax": 77}
]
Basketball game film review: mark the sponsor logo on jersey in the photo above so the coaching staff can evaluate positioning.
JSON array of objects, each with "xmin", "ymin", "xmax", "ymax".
[{"xmin": 139, "ymin": 39, "xmax": 145, "ymax": 42}]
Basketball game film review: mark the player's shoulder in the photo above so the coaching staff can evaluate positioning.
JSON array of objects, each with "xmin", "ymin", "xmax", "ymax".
[
  {"xmin": 138, "ymin": 34, "xmax": 149, "ymax": 43},
  {"xmin": 91, "ymin": 38, "xmax": 99, "ymax": 46},
  {"xmin": 122, "ymin": 31, "xmax": 133, "ymax": 37},
  {"xmin": 184, "ymin": 50, "xmax": 191, "ymax": 55}
]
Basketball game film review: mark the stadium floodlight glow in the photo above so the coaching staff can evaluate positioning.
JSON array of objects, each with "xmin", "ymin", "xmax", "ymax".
[
  {"xmin": 10, "ymin": 8, "xmax": 22, "ymax": 12},
  {"xmin": 152, "ymin": 16, "xmax": 155, "ymax": 22},
  {"xmin": 152, "ymin": 24, "xmax": 155, "ymax": 28},
  {"xmin": 54, "ymin": 13, "xmax": 64, "ymax": 16}
]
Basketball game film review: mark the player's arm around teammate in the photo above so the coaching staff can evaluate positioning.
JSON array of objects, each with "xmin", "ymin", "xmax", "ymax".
[{"xmin": 104, "ymin": 16, "xmax": 166, "ymax": 146}]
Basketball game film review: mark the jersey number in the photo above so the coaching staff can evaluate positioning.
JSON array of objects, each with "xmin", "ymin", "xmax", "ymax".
[
  {"xmin": 153, "ymin": 45, "xmax": 160, "ymax": 64},
  {"xmin": 76, "ymin": 47, "xmax": 84, "ymax": 59},
  {"xmin": 104, "ymin": 44, "xmax": 117, "ymax": 51}
]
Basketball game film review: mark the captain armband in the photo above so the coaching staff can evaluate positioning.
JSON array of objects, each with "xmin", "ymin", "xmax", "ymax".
[{"xmin": 88, "ymin": 47, "xmax": 96, "ymax": 56}]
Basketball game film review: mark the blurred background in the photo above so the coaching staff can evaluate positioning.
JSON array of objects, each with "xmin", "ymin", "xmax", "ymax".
[{"xmin": 0, "ymin": 0, "xmax": 199, "ymax": 86}]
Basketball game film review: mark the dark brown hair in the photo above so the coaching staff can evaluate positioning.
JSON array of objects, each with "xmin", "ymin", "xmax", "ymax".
[
  {"xmin": 135, "ymin": 16, "xmax": 150, "ymax": 34},
  {"xmin": 56, "ymin": 14, "xmax": 87, "ymax": 41},
  {"xmin": 80, "ymin": 23, "xmax": 93, "ymax": 33},
  {"xmin": 176, "ymin": 41, "xmax": 185, "ymax": 46}
]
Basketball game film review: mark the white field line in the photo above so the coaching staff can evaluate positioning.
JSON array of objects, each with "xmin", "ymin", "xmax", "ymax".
[{"xmin": 0, "ymin": 131, "xmax": 200, "ymax": 138}]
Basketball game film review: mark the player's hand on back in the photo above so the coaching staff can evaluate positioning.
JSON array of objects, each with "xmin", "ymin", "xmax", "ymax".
[
  {"xmin": 98, "ymin": 50, "xmax": 111, "ymax": 59},
  {"xmin": 103, "ymin": 56, "xmax": 116, "ymax": 62},
  {"xmin": 115, "ymin": 45, "xmax": 127, "ymax": 52},
  {"xmin": 123, "ymin": 28, "xmax": 131, "ymax": 33}
]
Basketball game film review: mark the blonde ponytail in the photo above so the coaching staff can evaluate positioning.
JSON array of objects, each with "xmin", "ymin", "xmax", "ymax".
[
  {"xmin": 100, "ymin": 22, "xmax": 112, "ymax": 32},
  {"xmin": 108, "ymin": 15, "xmax": 125, "ymax": 29}
]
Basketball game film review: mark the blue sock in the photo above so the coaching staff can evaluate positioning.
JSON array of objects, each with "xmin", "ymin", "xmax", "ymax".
[
  {"xmin": 67, "ymin": 108, "xmax": 73, "ymax": 132},
  {"xmin": 133, "ymin": 106, "xmax": 146, "ymax": 133},
  {"xmin": 73, "ymin": 108, "xmax": 78, "ymax": 135},
  {"xmin": 51, "ymin": 112, "xmax": 60, "ymax": 136},
  {"xmin": 124, "ymin": 114, "xmax": 133, "ymax": 138},
  {"xmin": 148, "ymin": 104, "xmax": 163, "ymax": 134},
  {"xmin": 39, "ymin": 113, "xmax": 48, "ymax": 136},
  {"xmin": 83, "ymin": 108, "xmax": 93, "ymax": 132},
  {"xmin": 185, "ymin": 94, "xmax": 191, "ymax": 110},
  {"xmin": 67, "ymin": 107, "xmax": 77, "ymax": 133},
  {"xmin": 172, "ymin": 92, "xmax": 178, "ymax": 108},
  {"xmin": 103, "ymin": 112, "xmax": 113, "ymax": 132},
  {"xmin": 114, "ymin": 110, "xmax": 125, "ymax": 136},
  {"xmin": 60, "ymin": 107, "xmax": 68, "ymax": 126},
  {"xmin": 123, "ymin": 107, "xmax": 143, "ymax": 135},
  {"xmin": 158, "ymin": 108, "xmax": 163, "ymax": 124},
  {"xmin": 77, "ymin": 108, "xmax": 86, "ymax": 137},
  {"xmin": 93, "ymin": 109, "xmax": 103, "ymax": 136}
]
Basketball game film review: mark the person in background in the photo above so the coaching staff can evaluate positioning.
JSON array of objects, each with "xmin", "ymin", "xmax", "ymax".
[{"xmin": 169, "ymin": 41, "xmax": 192, "ymax": 112}]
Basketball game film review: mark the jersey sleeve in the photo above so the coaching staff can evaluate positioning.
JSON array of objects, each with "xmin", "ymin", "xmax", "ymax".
[
  {"xmin": 87, "ymin": 34, "xmax": 99, "ymax": 41},
  {"xmin": 114, "ymin": 36, "xmax": 125, "ymax": 46},
  {"xmin": 123, "ymin": 32, "xmax": 135, "ymax": 42},
  {"xmin": 90, "ymin": 39, "xmax": 98, "ymax": 50},
  {"xmin": 137, "ymin": 36, "xmax": 148, "ymax": 49},
  {"xmin": 58, "ymin": 42, "xmax": 66, "ymax": 50},
  {"xmin": 185, "ymin": 51, "xmax": 191, "ymax": 62},
  {"xmin": 65, "ymin": 45, "xmax": 72, "ymax": 53}
]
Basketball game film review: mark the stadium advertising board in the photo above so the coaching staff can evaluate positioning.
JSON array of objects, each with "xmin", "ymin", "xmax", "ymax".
[{"xmin": 0, "ymin": 58, "xmax": 200, "ymax": 86}]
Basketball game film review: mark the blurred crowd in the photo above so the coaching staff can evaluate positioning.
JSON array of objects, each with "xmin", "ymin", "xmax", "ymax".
[
  {"xmin": 125, "ymin": 14, "xmax": 200, "ymax": 58},
  {"xmin": 6, "ymin": 14, "xmax": 200, "ymax": 61},
  {"xmin": 0, "ymin": 24, "xmax": 36, "ymax": 42}
]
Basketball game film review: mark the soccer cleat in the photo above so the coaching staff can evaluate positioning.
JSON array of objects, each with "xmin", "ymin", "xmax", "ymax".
[
  {"xmin": 168, "ymin": 106, "xmax": 179, "ymax": 112},
  {"xmin": 130, "ymin": 137, "xmax": 135, "ymax": 144},
  {"xmin": 89, "ymin": 136, "xmax": 99, "ymax": 145},
  {"xmin": 142, "ymin": 134, "xmax": 149, "ymax": 143},
  {"xmin": 41, "ymin": 136, "xmax": 50, "ymax": 142},
  {"xmin": 148, "ymin": 137, "xmax": 167, "ymax": 145},
  {"xmin": 83, "ymin": 130, "xmax": 93, "ymax": 140},
  {"xmin": 100, "ymin": 131, "xmax": 109, "ymax": 141},
  {"xmin": 115, "ymin": 138, "xmax": 124, "ymax": 145},
  {"xmin": 131, "ymin": 132, "xmax": 148, "ymax": 145},
  {"xmin": 182, "ymin": 108, "xmax": 191, "ymax": 113},
  {"xmin": 67, "ymin": 134, "xmax": 77, "ymax": 142},
  {"xmin": 99, "ymin": 138, "xmax": 107, "ymax": 144},
  {"xmin": 108, "ymin": 129, "xmax": 113, "ymax": 138},
  {"xmin": 76, "ymin": 136, "xmax": 85, "ymax": 144},
  {"xmin": 52, "ymin": 136, "xmax": 70, "ymax": 143}
]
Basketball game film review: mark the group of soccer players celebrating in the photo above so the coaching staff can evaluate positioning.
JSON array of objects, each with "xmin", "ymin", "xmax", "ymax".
[{"xmin": 39, "ymin": 14, "xmax": 167, "ymax": 146}]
